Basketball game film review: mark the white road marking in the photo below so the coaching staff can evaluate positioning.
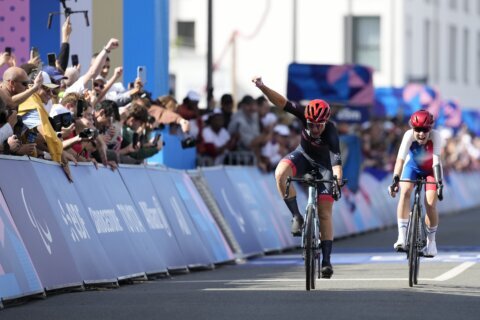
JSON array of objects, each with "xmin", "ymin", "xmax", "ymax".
[{"xmin": 434, "ymin": 262, "xmax": 476, "ymax": 281}]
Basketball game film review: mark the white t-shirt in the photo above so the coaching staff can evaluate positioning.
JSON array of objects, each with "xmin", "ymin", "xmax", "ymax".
[
  {"xmin": 64, "ymin": 75, "xmax": 86, "ymax": 94},
  {"xmin": 202, "ymin": 126, "xmax": 231, "ymax": 165}
]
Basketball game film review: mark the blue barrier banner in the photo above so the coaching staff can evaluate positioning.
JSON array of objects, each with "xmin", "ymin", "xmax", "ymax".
[
  {"xmin": 0, "ymin": 157, "xmax": 83, "ymax": 290},
  {"xmin": 118, "ymin": 166, "xmax": 188, "ymax": 271},
  {"xmin": 71, "ymin": 165, "xmax": 152, "ymax": 278},
  {"xmin": 167, "ymin": 170, "xmax": 235, "ymax": 264},
  {"xmin": 30, "ymin": 160, "xmax": 117, "ymax": 283},
  {"xmin": 148, "ymin": 168, "xmax": 214, "ymax": 268},
  {"xmin": 200, "ymin": 167, "xmax": 263, "ymax": 256},
  {"xmin": 225, "ymin": 167, "xmax": 283, "ymax": 252},
  {"xmin": 0, "ymin": 190, "xmax": 44, "ymax": 301},
  {"xmin": 251, "ymin": 169, "xmax": 297, "ymax": 249}
]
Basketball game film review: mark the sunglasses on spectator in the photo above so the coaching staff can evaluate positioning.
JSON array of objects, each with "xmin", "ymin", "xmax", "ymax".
[
  {"xmin": 94, "ymin": 82, "xmax": 104, "ymax": 89},
  {"xmin": 306, "ymin": 120, "xmax": 326, "ymax": 129},
  {"xmin": 15, "ymin": 79, "xmax": 30, "ymax": 87},
  {"xmin": 413, "ymin": 127, "xmax": 431, "ymax": 133}
]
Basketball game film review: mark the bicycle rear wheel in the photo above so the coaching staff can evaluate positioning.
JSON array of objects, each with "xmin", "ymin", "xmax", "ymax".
[
  {"xmin": 408, "ymin": 203, "xmax": 419, "ymax": 287},
  {"xmin": 305, "ymin": 205, "xmax": 315, "ymax": 291}
]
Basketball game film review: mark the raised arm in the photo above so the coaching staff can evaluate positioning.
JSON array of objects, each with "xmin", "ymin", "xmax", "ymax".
[{"xmin": 252, "ymin": 76, "xmax": 288, "ymax": 109}]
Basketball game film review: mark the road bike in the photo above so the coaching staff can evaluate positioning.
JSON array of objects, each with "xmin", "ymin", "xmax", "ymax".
[
  {"xmin": 285, "ymin": 171, "xmax": 347, "ymax": 291},
  {"xmin": 399, "ymin": 178, "xmax": 438, "ymax": 287}
]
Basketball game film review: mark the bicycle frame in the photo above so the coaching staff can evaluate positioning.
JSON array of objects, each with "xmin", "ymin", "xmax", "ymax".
[{"xmin": 285, "ymin": 171, "xmax": 347, "ymax": 291}]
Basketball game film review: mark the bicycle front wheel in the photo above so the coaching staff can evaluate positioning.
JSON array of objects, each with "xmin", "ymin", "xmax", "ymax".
[
  {"xmin": 304, "ymin": 205, "xmax": 315, "ymax": 291},
  {"xmin": 408, "ymin": 203, "xmax": 419, "ymax": 287}
]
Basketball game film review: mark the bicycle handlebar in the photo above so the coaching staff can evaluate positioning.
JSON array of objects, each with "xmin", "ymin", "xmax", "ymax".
[
  {"xmin": 395, "ymin": 178, "xmax": 443, "ymax": 201},
  {"xmin": 398, "ymin": 179, "xmax": 438, "ymax": 185},
  {"xmin": 284, "ymin": 175, "xmax": 348, "ymax": 200}
]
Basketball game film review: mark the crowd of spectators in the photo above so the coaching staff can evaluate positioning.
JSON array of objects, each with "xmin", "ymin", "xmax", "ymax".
[{"xmin": 1, "ymin": 17, "xmax": 478, "ymax": 180}]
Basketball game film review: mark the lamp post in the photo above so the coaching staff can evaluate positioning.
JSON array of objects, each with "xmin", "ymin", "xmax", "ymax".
[{"xmin": 207, "ymin": 0, "xmax": 214, "ymax": 110}]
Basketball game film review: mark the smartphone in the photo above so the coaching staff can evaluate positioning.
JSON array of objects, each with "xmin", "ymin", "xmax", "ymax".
[
  {"xmin": 132, "ymin": 132, "xmax": 140, "ymax": 148},
  {"xmin": 5, "ymin": 47, "xmax": 12, "ymax": 56},
  {"xmin": 71, "ymin": 54, "xmax": 79, "ymax": 67},
  {"xmin": 85, "ymin": 79, "xmax": 93, "ymax": 91},
  {"xmin": 30, "ymin": 47, "xmax": 39, "ymax": 60},
  {"xmin": 137, "ymin": 66, "xmax": 147, "ymax": 84},
  {"xmin": 47, "ymin": 53, "xmax": 56, "ymax": 67}
]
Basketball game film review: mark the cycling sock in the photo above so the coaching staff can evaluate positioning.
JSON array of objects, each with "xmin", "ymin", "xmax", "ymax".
[
  {"xmin": 321, "ymin": 240, "xmax": 333, "ymax": 266},
  {"xmin": 426, "ymin": 225, "xmax": 438, "ymax": 242},
  {"xmin": 284, "ymin": 197, "xmax": 302, "ymax": 217},
  {"xmin": 397, "ymin": 218, "xmax": 408, "ymax": 241}
]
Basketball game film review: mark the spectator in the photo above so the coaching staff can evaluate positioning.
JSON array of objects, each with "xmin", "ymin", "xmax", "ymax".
[
  {"xmin": 258, "ymin": 124, "xmax": 291, "ymax": 172},
  {"xmin": 220, "ymin": 93, "xmax": 234, "ymax": 129},
  {"xmin": 200, "ymin": 109, "xmax": 237, "ymax": 165}
]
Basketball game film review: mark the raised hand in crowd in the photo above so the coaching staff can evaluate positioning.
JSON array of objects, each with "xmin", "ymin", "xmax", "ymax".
[
  {"xmin": 27, "ymin": 55, "xmax": 42, "ymax": 68},
  {"xmin": 62, "ymin": 16, "xmax": 72, "ymax": 43},
  {"xmin": 105, "ymin": 38, "xmax": 120, "ymax": 52},
  {"xmin": 0, "ymin": 51, "xmax": 15, "ymax": 67}
]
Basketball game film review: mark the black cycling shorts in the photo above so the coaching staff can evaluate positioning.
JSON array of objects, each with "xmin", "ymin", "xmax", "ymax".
[{"xmin": 280, "ymin": 149, "xmax": 334, "ymax": 202}]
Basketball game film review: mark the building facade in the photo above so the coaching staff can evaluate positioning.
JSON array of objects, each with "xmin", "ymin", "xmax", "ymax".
[{"xmin": 169, "ymin": 0, "xmax": 480, "ymax": 110}]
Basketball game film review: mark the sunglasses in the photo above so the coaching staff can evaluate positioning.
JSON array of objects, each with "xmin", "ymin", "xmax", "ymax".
[
  {"xmin": 15, "ymin": 80, "xmax": 30, "ymax": 87},
  {"xmin": 306, "ymin": 121, "xmax": 326, "ymax": 129},
  {"xmin": 413, "ymin": 127, "xmax": 431, "ymax": 133},
  {"xmin": 94, "ymin": 82, "xmax": 104, "ymax": 89}
]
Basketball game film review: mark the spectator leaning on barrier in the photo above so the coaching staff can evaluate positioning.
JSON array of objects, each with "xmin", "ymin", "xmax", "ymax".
[
  {"xmin": 252, "ymin": 76, "xmax": 344, "ymax": 279},
  {"xmin": 18, "ymin": 71, "xmax": 64, "ymax": 162},
  {"xmin": 117, "ymin": 102, "xmax": 162, "ymax": 164}
]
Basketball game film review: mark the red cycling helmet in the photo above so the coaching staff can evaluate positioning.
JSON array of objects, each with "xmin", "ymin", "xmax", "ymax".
[
  {"xmin": 410, "ymin": 109, "xmax": 434, "ymax": 128},
  {"xmin": 305, "ymin": 99, "xmax": 331, "ymax": 123}
]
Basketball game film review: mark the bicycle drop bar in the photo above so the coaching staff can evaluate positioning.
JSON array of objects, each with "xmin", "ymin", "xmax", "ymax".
[{"xmin": 284, "ymin": 176, "xmax": 348, "ymax": 199}]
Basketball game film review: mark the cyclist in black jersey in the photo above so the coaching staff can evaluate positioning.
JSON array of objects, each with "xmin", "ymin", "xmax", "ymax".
[{"xmin": 253, "ymin": 76, "xmax": 344, "ymax": 278}]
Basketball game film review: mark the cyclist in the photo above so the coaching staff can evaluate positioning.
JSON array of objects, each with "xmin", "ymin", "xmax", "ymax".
[
  {"xmin": 252, "ymin": 76, "xmax": 343, "ymax": 278},
  {"xmin": 388, "ymin": 109, "xmax": 444, "ymax": 257}
]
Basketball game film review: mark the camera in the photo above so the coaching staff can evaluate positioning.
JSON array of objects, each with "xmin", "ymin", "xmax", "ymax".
[
  {"xmin": 181, "ymin": 137, "xmax": 196, "ymax": 149},
  {"xmin": 52, "ymin": 112, "xmax": 73, "ymax": 132},
  {"xmin": 79, "ymin": 128, "xmax": 98, "ymax": 139}
]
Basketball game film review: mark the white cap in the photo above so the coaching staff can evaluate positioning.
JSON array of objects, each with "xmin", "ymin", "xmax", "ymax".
[
  {"xmin": 186, "ymin": 90, "xmax": 200, "ymax": 102},
  {"xmin": 39, "ymin": 71, "xmax": 59, "ymax": 89},
  {"xmin": 273, "ymin": 124, "xmax": 290, "ymax": 136}
]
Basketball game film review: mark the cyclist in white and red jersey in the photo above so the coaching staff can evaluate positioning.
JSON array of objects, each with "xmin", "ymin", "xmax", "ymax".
[
  {"xmin": 388, "ymin": 109, "xmax": 444, "ymax": 257},
  {"xmin": 253, "ymin": 76, "xmax": 343, "ymax": 278}
]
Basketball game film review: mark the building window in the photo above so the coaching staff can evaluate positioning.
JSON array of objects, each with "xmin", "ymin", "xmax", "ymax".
[
  {"xmin": 463, "ymin": 28, "xmax": 469, "ymax": 83},
  {"xmin": 449, "ymin": 25, "xmax": 457, "ymax": 82},
  {"xmin": 176, "ymin": 21, "xmax": 195, "ymax": 48},
  {"xmin": 352, "ymin": 16, "xmax": 380, "ymax": 70}
]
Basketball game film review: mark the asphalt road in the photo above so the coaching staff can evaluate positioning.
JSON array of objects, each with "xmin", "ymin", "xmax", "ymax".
[{"xmin": 2, "ymin": 208, "xmax": 479, "ymax": 320}]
